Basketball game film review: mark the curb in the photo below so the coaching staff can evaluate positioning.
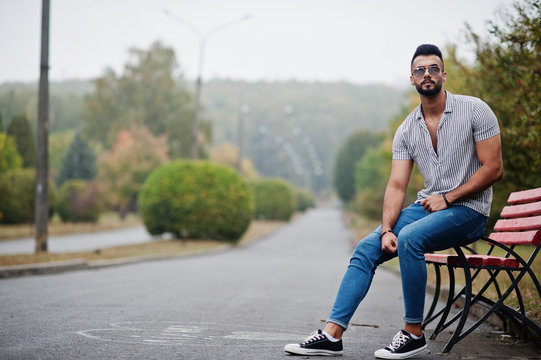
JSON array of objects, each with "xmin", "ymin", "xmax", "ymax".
[
  {"xmin": 0, "ymin": 216, "xmax": 291, "ymax": 280},
  {"xmin": 0, "ymin": 244, "xmax": 232, "ymax": 279}
]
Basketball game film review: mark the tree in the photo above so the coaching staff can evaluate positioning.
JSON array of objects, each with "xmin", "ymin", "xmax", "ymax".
[
  {"xmin": 56, "ymin": 133, "xmax": 96, "ymax": 186},
  {"xmin": 333, "ymin": 130, "xmax": 381, "ymax": 203},
  {"xmin": 82, "ymin": 41, "xmax": 206, "ymax": 158},
  {"xmin": 446, "ymin": 0, "xmax": 541, "ymax": 222},
  {"xmin": 97, "ymin": 125, "xmax": 169, "ymax": 218},
  {"xmin": 0, "ymin": 133, "xmax": 23, "ymax": 172},
  {"xmin": 49, "ymin": 130, "xmax": 75, "ymax": 181},
  {"xmin": 7, "ymin": 114, "xmax": 36, "ymax": 168}
]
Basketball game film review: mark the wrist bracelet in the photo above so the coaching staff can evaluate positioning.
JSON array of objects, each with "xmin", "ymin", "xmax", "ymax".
[
  {"xmin": 442, "ymin": 193, "xmax": 452, "ymax": 208},
  {"xmin": 380, "ymin": 229, "xmax": 393, "ymax": 239}
]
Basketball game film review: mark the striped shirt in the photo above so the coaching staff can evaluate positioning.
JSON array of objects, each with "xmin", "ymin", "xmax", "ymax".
[{"xmin": 392, "ymin": 91, "xmax": 500, "ymax": 216}]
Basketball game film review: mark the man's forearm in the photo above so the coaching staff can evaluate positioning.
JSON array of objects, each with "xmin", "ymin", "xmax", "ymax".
[
  {"xmin": 446, "ymin": 163, "xmax": 503, "ymax": 204},
  {"xmin": 381, "ymin": 184, "xmax": 407, "ymax": 232}
]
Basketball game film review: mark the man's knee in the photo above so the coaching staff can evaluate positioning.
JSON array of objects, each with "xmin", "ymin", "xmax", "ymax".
[{"xmin": 396, "ymin": 225, "xmax": 426, "ymax": 255}]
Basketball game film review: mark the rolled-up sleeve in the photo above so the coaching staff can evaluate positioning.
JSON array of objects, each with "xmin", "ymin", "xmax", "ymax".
[
  {"xmin": 472, "ymin": 99, "xmax": 500, "ymax": 142},
  {"xmin": 392, "ymin": 123, "xmax": 412, "ymax": 160}
]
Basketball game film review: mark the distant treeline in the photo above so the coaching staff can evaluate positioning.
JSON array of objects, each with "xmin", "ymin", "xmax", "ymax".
[{"xmin": 0, "ymin": 78, "xmax": 407, "ymax": 193}]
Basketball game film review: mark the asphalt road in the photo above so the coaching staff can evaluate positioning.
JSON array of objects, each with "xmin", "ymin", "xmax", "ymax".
[{"xmin": 0, "ymin": 208, "xmax": 539, "ymax": 359}]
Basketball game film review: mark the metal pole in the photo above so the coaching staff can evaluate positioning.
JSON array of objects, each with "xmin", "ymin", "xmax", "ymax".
[
  {"xmin": 35, "ymin": 0, "xmax": 50, "ymax": 253},
  {"xmin": 236, "ymin": 104, "xmax": 249, "ymax": 172},
  {"xmin": 191, "ymin": 40, "xmax": 205, "ymax": 159},
  {"xmin": 162, "ymin": 10, "xmax": 251, "ymax": 160}
]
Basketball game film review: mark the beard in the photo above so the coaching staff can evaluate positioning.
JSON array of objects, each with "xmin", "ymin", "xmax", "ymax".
[{"xmin": 416, "ymin": 80, "xmax": 442, "ymax": 96}]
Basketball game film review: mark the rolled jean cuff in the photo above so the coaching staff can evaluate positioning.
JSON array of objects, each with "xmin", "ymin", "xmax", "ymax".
[
  {"xmin": 403, "ymin": 316, "xmax": 423, "ymax": 324},
  {"xmin": 326, "ymin": 318, "xmax": 349, "ymax": 330}
]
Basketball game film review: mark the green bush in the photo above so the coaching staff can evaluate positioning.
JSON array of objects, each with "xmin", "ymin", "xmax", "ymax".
[
  {"xmin": 295, "ymin": 188, "xmax": 316, "ymax": 212},
  {"xmin": 250, "ymin": 178, "xmax": 296, "ymax": 221},
  {"xmin": 138, "ymin": 160, "xmax": 255, "ymax": 242},
  {"xmin": 56, "ymin": 179, "xmax": 101, "ymax": 223},
  {"xmin": 0, "ymin": 168, "xmax": 55, "ymax": 224}
]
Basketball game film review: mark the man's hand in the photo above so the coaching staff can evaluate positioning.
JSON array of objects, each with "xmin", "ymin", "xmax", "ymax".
[
  {"xmin": 420, "ymin": 194, "xmax": 448, "ymax": 213},
  {"xmin": 381, "ymin": 232, "xmax": 397, "ymax": 255}
]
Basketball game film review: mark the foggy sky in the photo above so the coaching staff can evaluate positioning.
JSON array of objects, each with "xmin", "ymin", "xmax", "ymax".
[{"xmin": 0, "ymin": 0, "xmax": 515, "ymax": 86}]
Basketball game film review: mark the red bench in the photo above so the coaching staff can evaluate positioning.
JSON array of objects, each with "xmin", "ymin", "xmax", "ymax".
[{"xmin": 423, "ymin": 187, "xmax": 541, "ymax": 353}]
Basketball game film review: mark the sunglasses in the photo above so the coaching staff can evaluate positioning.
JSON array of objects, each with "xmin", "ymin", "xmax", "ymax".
[{"xmin": 412, "ymin": 65, "xmax": 441, "ymax": 78}]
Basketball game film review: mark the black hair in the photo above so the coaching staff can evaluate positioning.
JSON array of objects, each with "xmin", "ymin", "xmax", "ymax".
[{"xmin": 411, "ymin": 44, "xmax": 444, "ymax": 70}]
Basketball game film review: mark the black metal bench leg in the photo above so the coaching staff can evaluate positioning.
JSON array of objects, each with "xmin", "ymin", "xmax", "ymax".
[
  {"xmin": 442, "ymin": 253, "xmax": 472, "ymax": 353},
  {"xmin": 430, "ymin": 264, "xmax": 455, "ymax": 340}
]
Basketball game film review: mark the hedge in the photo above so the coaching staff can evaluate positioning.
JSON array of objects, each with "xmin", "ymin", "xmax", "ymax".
[
  {"xmin": 138, "ymin": 160, "xmax": 255, "ymax": 243},
  {"xmin": 250, "ymin": 178, "xmax": 295, "ymax": 221},
  {"xmin": 0, "ymin": 168, "xmax": 55, "ymax": 224},
  {"xmin": 55, "ymin": 179, "xmax": 102, "ymax": 223}
]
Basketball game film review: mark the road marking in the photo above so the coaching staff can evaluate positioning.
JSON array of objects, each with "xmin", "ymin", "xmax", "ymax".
[{"xmin": 77, "ymin": 321, "xmax": 304, "ymax": 347}]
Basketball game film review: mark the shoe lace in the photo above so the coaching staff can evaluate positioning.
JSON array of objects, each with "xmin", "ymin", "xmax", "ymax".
[
  {"xmin": 388, "ymin": 331, "xmax": 410, "ymax": 351},
  {"xmin": 302, "ymin": 330, "xmax": 325, "ymax": 344}
]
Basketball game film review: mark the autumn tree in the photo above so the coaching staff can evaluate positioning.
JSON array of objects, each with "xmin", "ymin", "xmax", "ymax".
[
  {"xmin": 7, "ymin": 114, "xmax": 36, "ymax": 168},
  {"xmin": 82, "ymin": 41, "xmax": 209, "ymax": 158},
  {"xmin": 210, "ymin": 142, "xmax": 259, "ymax": 179},
  {"xmin": 97, "ymin": 125, "xmax": 169, "ymax": 218}
]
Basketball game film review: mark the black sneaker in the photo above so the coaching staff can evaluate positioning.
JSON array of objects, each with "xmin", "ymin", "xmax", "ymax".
[
  {"xmin": 374, "ymin": 330, "xmax": 427, "ymax": 359},
  {"xmin": 284, "ymin": 329, "xmax": 343, "ymax": 356}
]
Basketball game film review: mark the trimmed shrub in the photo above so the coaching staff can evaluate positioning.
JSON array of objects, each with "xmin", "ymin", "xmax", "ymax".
[
  {"xmin": 56, "ymin": 179, "xmax": 101, "ymax": 223},
  {"xmin": 0, "ymin": 168, "xmax": 56, "ymax": 224},
  {"xmin": 250, "ymin": 178, "xmax": 295, "ymax": 221},
  {"xmin": 138, "ymin": 160, "xmax": 255, "ymax": 242},
  {"xmin": 295, "ymin": 188, "xmax": 316, "ymax": 212}
]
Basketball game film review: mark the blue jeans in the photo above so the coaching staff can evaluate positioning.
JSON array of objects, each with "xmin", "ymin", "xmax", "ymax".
[{"xmin": 327, "ymin": 203, "xmax": 487, "ymax": 329}]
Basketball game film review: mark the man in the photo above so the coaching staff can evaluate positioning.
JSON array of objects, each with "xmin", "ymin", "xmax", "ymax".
[{"xmin": 284, "ymin": 44, "xmax": 503, "ymax": 359}]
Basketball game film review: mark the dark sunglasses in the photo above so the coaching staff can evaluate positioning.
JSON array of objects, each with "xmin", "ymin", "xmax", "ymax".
[{"xmin": 412, "ymin": 65, "xmax": 441, "ymax": 78}]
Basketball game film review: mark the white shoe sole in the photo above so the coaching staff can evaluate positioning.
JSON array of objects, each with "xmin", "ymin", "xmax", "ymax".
[
  {"xmin": 374, "ymin": 344, "xmax": 427, "ymax": 359},
  {"xmin": 284, "ymin": 344, "xmax": 343, "ymax": 356}
]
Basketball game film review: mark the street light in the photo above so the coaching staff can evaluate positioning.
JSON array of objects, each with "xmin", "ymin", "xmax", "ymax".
[{"xmin": 162, "ymin": 9, "xmax": 252, "ymax": 159}]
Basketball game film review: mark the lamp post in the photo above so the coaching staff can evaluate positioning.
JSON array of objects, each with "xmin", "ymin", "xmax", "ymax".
[
  {"xmin": 236, "ymin": 104, "xmax": 249, "ymax": 172},
  {"xmin": 163, "ymin": 9, "xmax": 251, "ymax": 159},
  {"xmin": 35, "ymin": 0, "xmax": 50, "ymax": 253}
]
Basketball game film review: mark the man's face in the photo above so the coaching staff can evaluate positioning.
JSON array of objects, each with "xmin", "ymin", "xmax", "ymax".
[{"xmin": 410, "ymin": 55, "xmax": 446, "ymax": 97}]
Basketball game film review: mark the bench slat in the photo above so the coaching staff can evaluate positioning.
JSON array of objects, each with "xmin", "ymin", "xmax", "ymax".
[
  {"xmin": 425, "ymin": 253, "xmax": 519, "ymax": 268},
  {"xmin": 500, "ymin": 201, "xmax": 541, "ymax": 218},
  {"xmin": 493, "ymin": 215, "xmax": 541, "ymax": 232},
  {"xmin": 487, "ymin": 230, "xmax": 541, "ymax": 246},
  {"xmin": 507, "ymin": 187, "xmax": 541, "ymax": 205}
]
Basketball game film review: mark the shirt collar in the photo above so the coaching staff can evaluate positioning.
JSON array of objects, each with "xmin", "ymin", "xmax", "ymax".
[{"xmin": 414, "ymin": 90, "xmax": 453, "ymax": 120}]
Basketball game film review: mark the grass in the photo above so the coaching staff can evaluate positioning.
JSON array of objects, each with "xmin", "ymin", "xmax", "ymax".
[
  {"xmin": 0, "ymin": 213, "xmax": 286, "ymax": 267},
  {"xmin": 343, "ymin": 210, "xmax": 541, "ymax": 318}
]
